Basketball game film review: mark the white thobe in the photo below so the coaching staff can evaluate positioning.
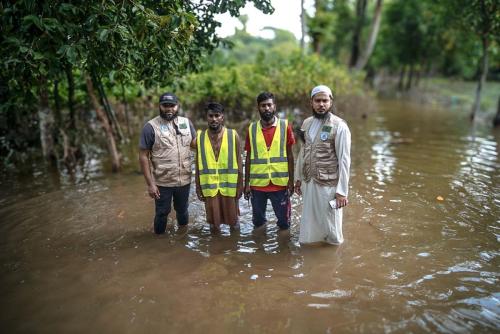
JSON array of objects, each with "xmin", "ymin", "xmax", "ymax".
[{"xmin": 295, "ymin": 119, "xmax": 351, "ymax": 245}]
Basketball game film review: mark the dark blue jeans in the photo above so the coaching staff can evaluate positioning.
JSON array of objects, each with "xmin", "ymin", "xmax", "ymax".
[
  {"xmin": 154, "ymin": 184, "xmax": 190, "ymax": 234},
  {"xmin": 250, "ymin": 189, "xmax": 291, "ymax": 230}
]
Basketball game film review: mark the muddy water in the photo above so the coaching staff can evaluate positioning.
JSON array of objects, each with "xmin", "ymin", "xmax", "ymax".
[{"xmin": 0, "ymin": 100, "xmax": 499, "ymax": 333}]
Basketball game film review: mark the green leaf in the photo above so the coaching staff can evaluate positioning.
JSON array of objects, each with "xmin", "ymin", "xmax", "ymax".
[
  {"xmin": 22, "ymin": 15, "xmax": 42, "ymax": 29},
  {"xmin": 98, "ymin": 29, "xmax": 110, "ymax": 41},
  {"xmin": 33, "ymin": 52, "xmax": 45, "ymax": 60}
]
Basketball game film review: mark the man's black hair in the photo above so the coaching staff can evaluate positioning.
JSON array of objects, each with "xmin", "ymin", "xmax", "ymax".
[
  {"xmin": 205, "ymin": 102, "xmax": 224, "ymax": 114},
  {"xmin": 256, "ymin": 92, "xmax": 275, "ymax": 105}
]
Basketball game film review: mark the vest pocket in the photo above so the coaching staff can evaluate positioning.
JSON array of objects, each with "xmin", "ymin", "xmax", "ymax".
[
  {"xmin": 315, "ymin": 142, "xmax": 333, "ymax": 159},
  {"xmin": 181, "ymin": 159, "xmax": 192, "ymax": 179},
  {"xmin": 153, "ymin": 162, "xmax": 176, "ymax": 182},
  {"xmin": 181, "ymin": 134, "xmax": 192, "ymax": 146},
  {"xmin": 317, "ymin": 167, "xmax": 337, "ymax": 181}
]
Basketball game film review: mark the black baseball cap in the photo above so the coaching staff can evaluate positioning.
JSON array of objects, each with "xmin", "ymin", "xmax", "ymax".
[{"xmin": 159, "ymin": 92, "xmax": 178, "ymax": 105}]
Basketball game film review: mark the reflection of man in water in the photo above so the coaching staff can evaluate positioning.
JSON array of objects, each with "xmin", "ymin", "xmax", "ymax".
[
  {"xmin": 139, "ymin": 92, "xmax": 196, "ymax": 234},
  {"xmin": 294, "ymin": 85, "xmax": 351, "ymax": 245},
  {"xmin": 195, "ymin": 102, "xmax": 243, "ymax": 232}
]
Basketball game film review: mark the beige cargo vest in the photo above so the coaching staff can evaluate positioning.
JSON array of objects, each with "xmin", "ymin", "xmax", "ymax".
[
  {"xmin": 301, "ymin": 112, "xmax": 345, "ymax": 187},
  {"xmin": 148, "ymin": 115, "xmax": 193, "ymax": 187}
]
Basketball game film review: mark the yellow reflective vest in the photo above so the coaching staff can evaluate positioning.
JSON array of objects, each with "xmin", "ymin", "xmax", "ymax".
[
  {"xmin": 248, "ymin": 119, "xmax": 289, "ymax": 187},
  {"xmin": 197, "ymin": 128, "xmax": 238, "ymax": 197}
]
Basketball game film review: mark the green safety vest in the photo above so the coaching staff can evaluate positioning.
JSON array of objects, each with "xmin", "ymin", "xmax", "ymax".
[
  {"xmin": 197, "ymin": 128, "xmax": 238, "ymax": 197},
  {"xmin": 248, "ymin": 119, "xmax": 289, "ymax": 187}
]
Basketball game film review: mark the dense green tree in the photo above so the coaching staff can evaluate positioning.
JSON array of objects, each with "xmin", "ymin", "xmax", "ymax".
[
  {"xmin": 0, "ymin": 0, "xmax": 273, "ymax": 170},
  {"xmin": 307, "ymin": 0, "xmax": 353, "ymax": 61},
  {"xmin": 441, "ymin": 0, "xmax": 500, "ymax": 121}
]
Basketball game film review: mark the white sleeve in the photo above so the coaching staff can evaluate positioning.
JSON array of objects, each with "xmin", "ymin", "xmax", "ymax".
[
  {"xmin": 335, "ymin": 122, "xmax": 351, "ymax": 196},
  {"xmin": 294, "ymin": 144, "xmax": 304, "ymax": 181}
]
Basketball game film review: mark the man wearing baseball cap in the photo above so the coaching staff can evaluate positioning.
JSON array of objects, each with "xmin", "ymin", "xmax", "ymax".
[
  {"xmin": 294, "ymin": 85, "xmax": 351, "ymax": 245},
  {"xmin": 139, "ymin": 92, "xmax": 196, "ymax": 234}
]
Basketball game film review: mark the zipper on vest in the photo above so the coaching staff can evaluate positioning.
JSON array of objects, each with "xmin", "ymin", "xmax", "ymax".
[{"xmin": 176, "ymin": 134, "xmax": 181, "ymax": 186}]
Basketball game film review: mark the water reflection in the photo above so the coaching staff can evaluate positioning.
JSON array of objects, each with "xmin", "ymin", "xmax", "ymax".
[
  {"xmin": 0, "ymin": 100, "xmax": 499, "ymax": 333},
  {"xmin": 370, "ymin": 128, "xmax": 397, "ymax": 185}
]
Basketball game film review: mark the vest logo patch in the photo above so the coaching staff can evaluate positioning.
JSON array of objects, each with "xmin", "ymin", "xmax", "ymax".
[
  {"xmin": 320, "ymin": 132, "xmax": 329, "ymax": 141},
  {"xmin": 160, "ymin": 124, "xmax": 169, "ymax": 132},
  {"xmin": 321, "ymin": 125, "xmax": 332, "ymax": 133},
  {"xmin": 179, "ymin": 123, "xmax": 187, "ymax": 129}
]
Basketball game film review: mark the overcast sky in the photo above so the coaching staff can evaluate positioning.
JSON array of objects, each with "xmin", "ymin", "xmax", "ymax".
[{"xmin": 215, "ymin": 0, "xmax": 314, "ymax": 40}]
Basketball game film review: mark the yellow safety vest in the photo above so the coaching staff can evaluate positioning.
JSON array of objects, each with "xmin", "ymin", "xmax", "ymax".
[
  {"xmin": 248, "ymin": 119, "xmax": 289, "ymax": 187},
  {"xmin": 197, "ymin": 128, "xmax": 238, "ymax": 197}
]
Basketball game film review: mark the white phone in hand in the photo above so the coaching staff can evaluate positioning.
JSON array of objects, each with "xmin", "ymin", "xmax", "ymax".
[{"xmin": 329, "ymin": 199, "xmax": 338, "ymax": 209}]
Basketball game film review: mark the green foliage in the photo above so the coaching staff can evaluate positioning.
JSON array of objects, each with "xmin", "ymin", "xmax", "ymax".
[
  {"xmin": 305, "ymin": 0, "xmax": 499, "ymax": 79},
  {"xmin": 307, "ymin": 0, "xmax": 354, "ymax": 60},
  {"xmin": 368, "ymin": 0, "xmax": 499, "ymax": 79},
  {"xmin": 0, "ymin": 0, "xmax": 274, "ymax": 163},
  {"xmin": 175, "ymin": 50, "xmax": 364, "ymax": 121},
  {"xmin": 209, "ymin": 26, "xmax": 299, "ymax": 66}
]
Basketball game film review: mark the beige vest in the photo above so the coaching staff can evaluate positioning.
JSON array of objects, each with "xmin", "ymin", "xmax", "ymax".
[
  {"xmin": 148, "ymin": 115, "xmax": 193, "ymax": 187},
  {"xmin": 301, "ymin": 112, "xmax": 345, "ymax": 186}
]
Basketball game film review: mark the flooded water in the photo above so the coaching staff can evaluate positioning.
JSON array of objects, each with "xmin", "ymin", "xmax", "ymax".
[{"xmin": 0, "ymin": 100, "xmax": 499, "ymax": 333}]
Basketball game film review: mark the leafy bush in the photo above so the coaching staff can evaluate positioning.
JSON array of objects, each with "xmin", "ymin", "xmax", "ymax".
[{"xmin": 174, "ymin": 50, "xmax": 368, "ymax": 122}]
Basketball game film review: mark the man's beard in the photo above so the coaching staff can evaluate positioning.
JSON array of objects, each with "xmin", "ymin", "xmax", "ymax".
[
  {"xmin": 261, "ymin": 111, "xmax": 274, "ymax": 122},
  {"xmin": 312, "ymin": 110, "xmax": 327, "ymax": 119},
  {"xmin": 160, "ymin": 111, "xmax": 176, "ymax": 121},
  {"xmin": 209, "ymin": 123, "xmax": 222, "ymax": 132}
]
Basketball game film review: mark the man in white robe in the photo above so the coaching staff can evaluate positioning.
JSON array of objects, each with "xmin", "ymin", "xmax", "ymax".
[{"xmin": 294, "ymin": 85, "xmax": 351, "ymax": 245}]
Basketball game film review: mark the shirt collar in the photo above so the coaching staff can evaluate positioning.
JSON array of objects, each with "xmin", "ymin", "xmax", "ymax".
[{"xmin": 260, "ymin": 116, "xmax": 278, "ymax": 127}]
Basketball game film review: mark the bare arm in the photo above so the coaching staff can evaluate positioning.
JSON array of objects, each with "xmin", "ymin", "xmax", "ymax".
[
  {"xmin": 189, "ymin": 120, "xmax": 197, "ymax": 149},
  {"xmin": 235, "ymin": 133, "xmax": 243, "ymax": 199},
  {"xmin": 194, "ymin": 140, "xmax": 204, "ymax": 202},
  {"xmin": 286, "ymin": 144, "xmax": 294, "ymax": 195},
  {"xmin": 139, "ymin": 149, "xmax": 160, "ymax": 199},
  {"xmin": 294, "ymin": 144, "xmax": 304, "ymax": 196},
  {"xmin": 244, "ymin": 151, "xmax": 251, "ymax": 200}
]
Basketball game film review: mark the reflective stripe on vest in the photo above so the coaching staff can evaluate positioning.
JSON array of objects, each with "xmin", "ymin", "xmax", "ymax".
[
  {"xmin": 248, "ymin": 119, "xmax": 289, "ymax": 186},
  {"xmin": 197, "ymin": 128, "xmax": 238, "ymax": 197}
]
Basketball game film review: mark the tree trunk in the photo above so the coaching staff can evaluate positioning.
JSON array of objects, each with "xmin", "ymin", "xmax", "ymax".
[
  {"xmin": 349, "ymin": 0, "xmax": 367, "ymax": 68},
  {"xmin": 53, "ymin": 80, "xmax": 62, "ymax": 127},
  {"xmin": 122, "ymin": 83, "xmax": 131, "ymax": 136},
  {"xmin": 66, "ymin": 64, "xmax": 76, "ymax": 130},
  {"xmin": 94, "ymin": 74, "xmax": 124, "ymax": 142},
  {"xmin": 470, "ymin": 36, "xmax": 489, "ymax": 122},
  {"xmin": 405, "ymin": 64, "xmax": 414, "ymax": 91},
  {"xmin": 54, "ymin": 79, "xmax": 78, "ymax": 168},
  {"xmin": 312, "ymin": 0, "xmax": 322, "ymax": 54},
  {"xmin": 355, "ymin": 0, "xmax": 383, "ymax": 70},
  {"xmin": 38, "ymin": 78, "xmax": 56, "ymax": 162},
  {"xmin": 414, "ymin": 67, "xmax": 421, "ymax": 87},
  {"xmin": 85, "ymin": 75, "xmax": 121, "ymax": 172},
  {"xmin": 493, "ymin": 95, "xmax": 500, "ymax": 127},
  {"xmin": 397, "ymin": 66, "xmax": 406, "ymax": 91},
  {"xmin": 300, "ymin": 0, "xmax": 306, "ymax": 54}
]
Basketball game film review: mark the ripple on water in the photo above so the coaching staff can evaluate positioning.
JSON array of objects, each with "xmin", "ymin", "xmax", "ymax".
[{"xmin": 310, "ymin": 290, "xmax": 353, "ymax": 299}]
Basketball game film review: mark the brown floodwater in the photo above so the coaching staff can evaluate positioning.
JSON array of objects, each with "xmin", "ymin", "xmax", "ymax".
[{"xmin": 0, "ymin": 100, "xmax": 499, "ymax": 333}]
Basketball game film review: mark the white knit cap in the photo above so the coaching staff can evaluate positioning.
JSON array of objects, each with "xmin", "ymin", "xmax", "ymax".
[{"xmin": 311, "ymin": 85, "xmax": 333, "ymax": 98}]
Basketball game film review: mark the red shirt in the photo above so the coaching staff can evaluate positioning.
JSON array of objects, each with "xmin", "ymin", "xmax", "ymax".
[{"xmin": 245, "ymin": 120, "xmax": 295, "ymax": 191}]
